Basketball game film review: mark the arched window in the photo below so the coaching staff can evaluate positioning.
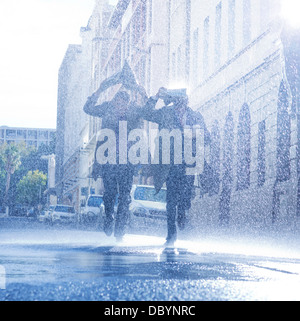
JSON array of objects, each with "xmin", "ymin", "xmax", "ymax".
[
  {"xmin": 257, "ymin": 120, "xmax": 266, "ymax": 186},
  {"xmin": 237, "ymin": 103, "xmax": 251, "ymax": 190},
  {"xmin": 210, "ymin": 120, "xmax": 220, "ymax": 195},
  {"xmin": 222, "ymin": 112, "xmax": 234, "ymax": 187},
  {"xmin": 277, "ymin": 81, "xmax": 291, "ymax": 182},
  {"xmin": 219, "ymin": 112, "xmax": 234, "ymax": 224}
]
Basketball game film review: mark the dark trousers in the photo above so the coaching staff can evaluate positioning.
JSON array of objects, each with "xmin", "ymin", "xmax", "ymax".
[
  {"xmin": 102, "ymin": 165, "xmax": 134, "ymax": 238},
  {"xmin": 166, "ymin": 165, "xmax": 194, "ymax": 242}
]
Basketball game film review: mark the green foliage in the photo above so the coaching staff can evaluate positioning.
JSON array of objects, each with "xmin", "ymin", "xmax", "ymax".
[
  {"xmin": 16, "ymin": 170, "xmax": 47, "ymax": 206},
  {"xmin": 0, "ymin": 143, "xmax": 25, "ymax": 205},
  {"xmin": 0, "ymin": 135, "xmax": 55, "ymax": 207}
]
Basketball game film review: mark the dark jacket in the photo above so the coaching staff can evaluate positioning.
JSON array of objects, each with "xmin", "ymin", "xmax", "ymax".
[
  {"xmin": 142, "ymin": 97, "xmax": 210, "ymax": 192},
  {"xmin": 83, "ymin": 96, "xmax": 151, "ymax": 179},
  {"xmin": 83, "ymin": 97, "xmax": 144, "ymax": 133}
]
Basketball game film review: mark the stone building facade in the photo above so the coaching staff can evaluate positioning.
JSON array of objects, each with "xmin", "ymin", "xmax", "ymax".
[{"xmin": 56, "ymin": 0, "xmax": 300, "ymax": 231}]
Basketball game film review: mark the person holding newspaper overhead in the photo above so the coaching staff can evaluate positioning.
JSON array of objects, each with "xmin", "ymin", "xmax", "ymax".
[
  {"xmin": 143, "ymin": 87, "xmax": 210, "ymax": 247},
  {"xmin": 83, "ymin": 62, "xmax": 151, "ymax": 242}
]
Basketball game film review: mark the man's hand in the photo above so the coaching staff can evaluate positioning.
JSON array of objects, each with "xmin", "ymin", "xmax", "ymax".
[
  {"xmin": 158, "ymin": 87, "xmax": 168, "ymax": 98},
  {"xmin": 88, "ymin": 92, "xmax": 99, "ymax": 104},
  {"xmin": 153, "ymin": 87, "xmax": 167, "ymax": 100},
  {"xmin": 136, "ymin": 85, "xmax": 148, "ymax": 102}
]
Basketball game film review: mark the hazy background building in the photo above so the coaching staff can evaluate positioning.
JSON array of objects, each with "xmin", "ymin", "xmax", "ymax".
[{"xmin": 0, "ymin": 126, "xmax": 55, "ymax": 148}]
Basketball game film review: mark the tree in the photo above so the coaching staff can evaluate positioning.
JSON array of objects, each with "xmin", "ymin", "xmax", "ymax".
[
  {"xmin": 16, "ymin": 170, "xmax": 47, "ymax": 207},
  {"xmin": 0, "ymin": 143, "xmax": 24, "ymax": 206}
]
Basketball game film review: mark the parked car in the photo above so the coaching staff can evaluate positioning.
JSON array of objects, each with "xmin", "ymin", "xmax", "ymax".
[
  {"xmin": 38, "ymin": 210, "xmax": 46, "ymax": 223},
  {"xmin": 79, "ymin": 195, "xmax": 104, "ymax": 225},
  {"xmin": 50, "ymin": 205, "xmax": 77, "ymax": 225},
  {"xmin": 77, "ymin": 185, "xmax": 166, "ymax": 232},
  {"xmin": 43, "ymin": 205, "xmax": 55, "ymax": 224},
  {"xmin": 38, "ymin": 205, "xmax": 54, "ymax": 223},
  {"xmin": 128, "ymin": 185, "xmax": 167, "ymax": 230}
]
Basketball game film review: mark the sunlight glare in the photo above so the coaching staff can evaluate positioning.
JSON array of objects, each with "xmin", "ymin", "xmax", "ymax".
[{"xmin": 281, "ymin": 0, "xmax": 300, "ymax": 29}]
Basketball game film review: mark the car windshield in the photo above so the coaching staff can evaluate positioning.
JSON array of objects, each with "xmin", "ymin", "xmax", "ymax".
[
  {"xmin": 134, "ymin": 187, "xmax": 166, "ymax": 203},
  {"xmin": 54, "ymin": 206, "xmax": 75, "ymax": 213},
  {"xmin": 87, "ymin": 196, "xmax": 103, "ymax": 207}
]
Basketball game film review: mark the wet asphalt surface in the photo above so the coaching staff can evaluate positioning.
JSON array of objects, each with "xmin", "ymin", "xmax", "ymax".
[{"xmin": 1, "ymin": 217, "xmax": 300, "ymax": 301}]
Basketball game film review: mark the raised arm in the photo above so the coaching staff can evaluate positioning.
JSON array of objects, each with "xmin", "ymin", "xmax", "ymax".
[
  {"xmin": 139, "ymin": 87, "xmax": 168, "ymax": 124},
  {"xmin": 83, "ymin": 92, "xmax": 111, "ymax": 117}
]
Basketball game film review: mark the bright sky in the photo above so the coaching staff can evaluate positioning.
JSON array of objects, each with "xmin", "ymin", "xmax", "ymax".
[{"xmin": 0, "ymin": 0, "xmax": 96, "ymax": 129}]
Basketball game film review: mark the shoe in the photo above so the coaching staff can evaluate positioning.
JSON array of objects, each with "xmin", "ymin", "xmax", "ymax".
[
  {"xmin": 103, "ymin": 216, "xmax": 114, "ymax": 236},
  {"xmin": 177, "ymin": 214, "xmax": 186, "ymax": 231}
]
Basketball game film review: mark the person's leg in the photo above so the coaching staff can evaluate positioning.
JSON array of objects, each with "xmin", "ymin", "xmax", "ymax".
[
  {"xmin": 177, "ymin": 174, "xmax": 194, "ymax": 230},
  {"xmin": 166, "ymin": 193, "xmax": 177, "ymax": 245},
  {"xmin": 165, "ymin": 167, "xmax": 180, "ymax": 246},
  {"xmin": 114, "ymin": 165, "xmax": 134, "ymax": 240},
  {"xmin": 102, "ymin": 167, "xmax": 118, "ymax": 236}
]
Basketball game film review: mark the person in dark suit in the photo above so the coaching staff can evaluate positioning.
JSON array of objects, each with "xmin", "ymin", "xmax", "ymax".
[
  {"xmin": 83, "ymin": 87, "xmax": 148, "ymax": 241},
  {"xmin": 143, "ymin": 88, "xmax": 210, "ymax": 246}
]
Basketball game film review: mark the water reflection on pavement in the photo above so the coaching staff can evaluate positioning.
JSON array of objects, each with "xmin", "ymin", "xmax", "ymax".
[{"xmin": 1, "ymin": 226, "xmax": 300, "ymax": 301}]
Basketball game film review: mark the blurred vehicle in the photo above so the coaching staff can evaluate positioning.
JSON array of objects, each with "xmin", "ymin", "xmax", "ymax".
[
  {"xmin": 128, "ymin": 185, "xmax": 167, "ymax": 229},
  {"xmin": 38, "ymin": 205, "xmax": 54, "ymax": 223},
  {"xmin": 79, "ymin": 195, "xmax": 104, "ymax": 225},
  {"xmin": 26, "ymin": 207, "xmax": 39, "ymax": 220},
  {"xmin": 50, "ymin": 205, "xmax": 76, "ymax": 225},
  {"xmin": 38, "ymin": 210, "xmax": 46, "ymax": 223},
  {"xmin": 11, "ymin": 205, "xmax": 27, "ymax": 217},
  {"xmin": 0, "ymin": 206, "xmax": 8, "ymax": 218},
  {"xmin": 77, "ymin": 186, "xmax": 166, "ymax": 232},
  {"xmin": 43, "ymin": 205, "xmax": 55, "ymax": 224}
]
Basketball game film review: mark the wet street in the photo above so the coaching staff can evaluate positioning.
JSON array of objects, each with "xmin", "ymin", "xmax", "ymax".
[{"xmin": 1, "ymin": 218, "xmax": 300, "ymax": 301}]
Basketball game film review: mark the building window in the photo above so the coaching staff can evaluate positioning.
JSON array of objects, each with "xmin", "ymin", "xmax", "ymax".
[
  {"xmin": 203, "ymin": 16, "xmax": 210, "ymax": 77},
  {"xmin": 215, "ymin": 2, "xmax": 222, "ymax": 67},
  {"xmin": 147, "ymin": 47, "xmax": 152, "ymax": 93},
  {"xmin": 219, "ymin": 112, "xmax": 234, "ymax": 224},
  {"xmin": 277, "ymin": 81, "xmax": 291, "ymax": 182},
  {"xmin": 210, "ymin": 120, "xmax": 221, "ymax": 195},
  {"xmin": 257, "ymin": 120, "xmax": 266, "ymax": 186},
  {"xmin": 17, "ymin": 130, "xmax": 26, "ymax": 139},
  {"xmin": 28, "ymin": 130, "xmax": 37, "ymax": 139},
  {"xmin": 38, "ymin": 131, "xmax": 48, "ymax": 140},
  {"xmin": 132, "ymin": 1, "xmax": 147, "ymax": 46},
  {"xmin": 260, "ymin": 0, "xmax": 271, "ymax": 32},
  {"xmin": 171, "ymin": 0, "xmax": 181, "ymax": 14},
  {"xmin": 228, "ymin": 0, "xmax": 235, "ymax": 58},
  {"xmin": 236, "ymin": 103, "xmax": 251, "ymax": 190},
  {"xmin": 6, "ymin": 129, "xmax": 16, "ymax": 139},
  {"xmin": 177, "ymin": 44, "xmax": 183, "ymax": 81},
  {"xmin": 192, "ymin": 28, "xmax": 199, "ymax": 85},
  {"xmin": 243, "ymin": 0, "xmax": 251, "ymax": 46},
  {"xmin": 148, "ymin": 0, "xmax": 152, "ymax": 34},
  {"xmin": 122, "ymin": 26, "xmax": 130, "ymax": 61}
]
